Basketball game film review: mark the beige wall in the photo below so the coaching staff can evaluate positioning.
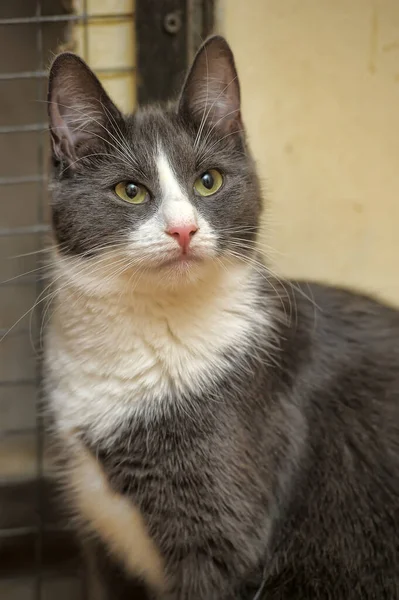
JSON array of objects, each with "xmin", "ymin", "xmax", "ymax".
[
  {"xmin": 71, "ymin": 0, "xmax": 135, "ymax": 113},
  {"xmin": 218, "ymin": 0, "xmax": 399, "ymax": 306}
]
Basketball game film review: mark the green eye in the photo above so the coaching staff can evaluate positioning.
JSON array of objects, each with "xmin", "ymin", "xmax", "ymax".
[
  {"xmin": 114, "ymin": 181, "xmax": 149, "ymax": 204},
  {"xmin": 194, "ymin": 169, "xmax": 223, "ymax": 197}
]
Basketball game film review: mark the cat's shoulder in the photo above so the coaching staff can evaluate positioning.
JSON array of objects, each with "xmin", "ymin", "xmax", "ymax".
[
  {"xmin": 287, "ymin": 279, "xmax": 399, "ymax": 373},
  {"xmin": 293, "ymin": 279, "xmax": 399, "ymax": 329}
]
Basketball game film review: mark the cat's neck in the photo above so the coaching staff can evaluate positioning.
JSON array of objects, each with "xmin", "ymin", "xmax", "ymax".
[
  {"xmin": 46, "ymin": 256, "xmax": 274, "ymax": 441},
  {"xmin": 51, "ymin": 253, "xmax": 261, "ymax": 316}
]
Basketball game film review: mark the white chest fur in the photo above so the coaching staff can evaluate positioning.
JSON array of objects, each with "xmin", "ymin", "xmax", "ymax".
[
  {"xmin": 45, "ymin": 260, "xmax": 268, "ymax": 442},
  {"xmin": 45, "ymin": 258, "xmax": 271, "ymax": 590}
]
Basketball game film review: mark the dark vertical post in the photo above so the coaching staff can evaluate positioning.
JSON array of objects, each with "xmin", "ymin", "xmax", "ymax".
[
  {"xmin": 136, "ymin": 0, "xmax": 188, "ymax": 104},
  {"xmin": 135, "ymin": 0, "xmax": 214, "ymax": 105}
]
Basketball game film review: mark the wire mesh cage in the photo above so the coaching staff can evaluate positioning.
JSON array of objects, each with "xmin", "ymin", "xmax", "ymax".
[
  {"xmin": 0, "ymin": 1, "xmax": 213, "ymax": 598},
  {"xmin": 0, "ymin": 1, "xmax": 135, "ymax": 598}
]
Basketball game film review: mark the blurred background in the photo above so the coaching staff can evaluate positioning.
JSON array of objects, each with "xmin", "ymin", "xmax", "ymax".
[
  {"xmin": 219, "ymin": 0, "xmax": 399, "ymax": 307},
  {"xmin": 0, "ymin": 0, "xmax": 398, "ymax": 599}
]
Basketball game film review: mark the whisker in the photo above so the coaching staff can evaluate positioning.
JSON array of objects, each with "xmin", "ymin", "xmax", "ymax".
[
  {"xmin": 9, "ymin": 243, "xmax": 64, "ymax": 259},
  {"xmin": 194, "ymin": 74, "xmax": 239, "ymax": 150},
  {"xmin": 198, "ymin": 128, "xmax": 246, "ymax": 159},
  {"xmin": 199, "ymin": 108, "xmax": 241, "ymax": 150},
  {"xmin": 45, "ymin": 99, "xmax": 136, "ymax": 171},
  {"xmin": 194, "ymin": 41, "xmax": 210, "ymax": 149},
  {"xmin": 223, "ymin": 249, "xmax": 293, "ymax": 324},
  {"xmin": 1, "ymin": 264, "xmax": 51, "ymax": 285}
]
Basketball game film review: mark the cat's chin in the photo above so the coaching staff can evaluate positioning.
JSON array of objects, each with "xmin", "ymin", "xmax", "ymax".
[
  {"xmin": 159, "ymin": 255, "xmax": 203, "ymax": 269},
  {"xmin": 135, "ymin": 254, "xmax": 219, "ymax": 292},
  {"xmin": 156, "ymin": 256, "xmax": 208, "ymax": 286}
]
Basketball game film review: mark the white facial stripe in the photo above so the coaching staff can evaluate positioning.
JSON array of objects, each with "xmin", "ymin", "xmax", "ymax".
[
  {"xmin": 156, "ymin": 148, "xmax": 186, "ymax": 203},
  {"xmin": 156, "ymin": 148, "xmax": 198, "ymax": 228}
]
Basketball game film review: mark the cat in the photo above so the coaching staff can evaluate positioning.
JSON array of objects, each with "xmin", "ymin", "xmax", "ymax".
[{"xmin": 44, "ymin": 35, "xmax": 399, "ymax": 599}]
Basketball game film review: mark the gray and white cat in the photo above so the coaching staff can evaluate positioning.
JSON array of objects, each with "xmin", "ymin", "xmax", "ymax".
[{"xmin": 45, "ymin": 36, "xmax": 399, "ymax": 599}]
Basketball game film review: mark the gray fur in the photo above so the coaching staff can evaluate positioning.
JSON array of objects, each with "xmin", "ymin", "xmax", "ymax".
[
  {"xmin": 48, "ymin": 41, "xmax": 259, "ymax": 258},
  {"xmin": 46, "ymin": 36, "xmax": 399, "ymax": 599}
]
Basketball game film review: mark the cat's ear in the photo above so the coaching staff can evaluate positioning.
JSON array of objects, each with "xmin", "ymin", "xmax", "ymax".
[
  {"xmin": 48, "ymin": 52, "xmax": 121, "ymax": 164},
  {"xmin": 178, "ymin": 36, "xmax": 242, "ymax": 137}
]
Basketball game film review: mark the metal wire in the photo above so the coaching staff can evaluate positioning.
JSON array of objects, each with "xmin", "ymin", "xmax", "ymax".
[
  {"xmin": 0, "ymin": 65, "xmax": 135, "ymax": 81},
  {"xmin": 0, "ymin": 225, "xmax": 50, "ymax": 235},
  {"xmin": 33, "ymin": 4, "xmax": 45, "ymax": 598},
  {"xmin": 0, "ymin": 2, "xmax": 135, "ymax": 598},
  {"xmin": 0, "ymin": 175, "xmax": 45, "ymax": 185},
  {"xmin": 0, "ymin": 379, "xmax": 37, "ymax": 386},
  {"xmin": 0, "ymin": 13, "xmax": 134, "ymax": 26}
]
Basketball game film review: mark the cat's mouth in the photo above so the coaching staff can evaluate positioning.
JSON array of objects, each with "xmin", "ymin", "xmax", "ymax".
[{"xmin": 159, "ymin": 253, "xmax": 203, "ymax": 269}]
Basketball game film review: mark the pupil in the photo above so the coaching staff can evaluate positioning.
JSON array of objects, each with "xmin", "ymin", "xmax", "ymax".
[
  {"xmin": 126, "ymin": 183, "xmax": 138, "ymax": 198},
  {"xmin": 201, "ymin": 172, "xmax": 214, "ymax": 190}
]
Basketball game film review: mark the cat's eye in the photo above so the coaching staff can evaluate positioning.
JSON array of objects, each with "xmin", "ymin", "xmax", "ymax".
[
  {"xmin": 194, "ymin": 169, "xmax": 223, "ymax": 197},
  {"xmin": 114, "ymin": 181, "xmax": 149, "ymax": 204}
]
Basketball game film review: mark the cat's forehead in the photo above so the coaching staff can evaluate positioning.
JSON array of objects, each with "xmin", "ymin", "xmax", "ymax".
[
  {"xmin": 127, "ymin": 107, "xmax": 194, "ymax": 159},
  {"xmin": 122, "ymin": 106, "xmax": 234, "ymax": 179}
]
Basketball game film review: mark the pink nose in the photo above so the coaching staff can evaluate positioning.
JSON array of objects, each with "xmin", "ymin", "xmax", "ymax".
[{"xmin": 166, "ymin": 224, "xmax": 198, "ymax": 252}]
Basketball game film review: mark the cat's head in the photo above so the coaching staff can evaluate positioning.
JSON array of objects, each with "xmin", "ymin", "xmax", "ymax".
[{"xmin": 48, "ymin": 36, "xmax": 262, "ymax": 292}]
